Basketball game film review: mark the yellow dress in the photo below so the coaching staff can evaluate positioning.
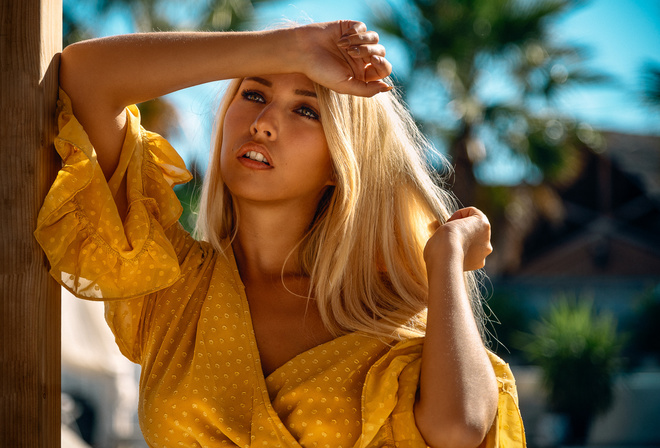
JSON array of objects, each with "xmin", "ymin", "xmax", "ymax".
[{"xmin": 35, "ymin": 90, "xmax": 525, "ymax": 448}]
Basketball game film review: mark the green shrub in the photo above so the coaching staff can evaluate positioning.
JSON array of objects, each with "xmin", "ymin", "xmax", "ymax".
[{"xmin": 519, "ymin": 296, "xmax": 622, "ymax": 443}]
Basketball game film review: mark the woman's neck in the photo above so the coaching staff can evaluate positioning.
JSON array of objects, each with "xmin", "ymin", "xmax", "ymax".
[{"xmin": 231, "ymin": 199, "xmax": 316, "ymax": 282}]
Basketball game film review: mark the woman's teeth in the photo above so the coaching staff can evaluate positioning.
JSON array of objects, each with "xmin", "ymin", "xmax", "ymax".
[{"xmin": 244, "ymin": 151, "xmax": 269, "ymax": 165}]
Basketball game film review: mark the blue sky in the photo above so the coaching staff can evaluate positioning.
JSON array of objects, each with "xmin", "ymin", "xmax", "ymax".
[{"xmin": 550, "ymin": 0, "xmax": 660, "ymax": 135}]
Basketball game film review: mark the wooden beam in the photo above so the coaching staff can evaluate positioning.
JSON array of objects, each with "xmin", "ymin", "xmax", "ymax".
[{"xmin": 1, "ymin": 0, "xmax": 62, "ymax": 446}]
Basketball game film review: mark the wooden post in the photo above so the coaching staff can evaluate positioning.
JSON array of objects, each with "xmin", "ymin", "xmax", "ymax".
[{"xmin": 1, "ymin": 0, "xmax": 62, "ymax": 446}]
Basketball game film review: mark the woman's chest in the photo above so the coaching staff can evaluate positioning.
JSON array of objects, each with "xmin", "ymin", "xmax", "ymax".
[
  {"xmin": 244, "ymin": 283, "xmax": 336, "ymax": 377},
  {"xmin": 136, "ymin": 270, "xmax": 389, "ymax": 446}
]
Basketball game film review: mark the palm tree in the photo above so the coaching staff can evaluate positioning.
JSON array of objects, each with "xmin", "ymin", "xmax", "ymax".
[{"xmin": 375, "ymin": 0, "xmax": 607, "ymax": 273}]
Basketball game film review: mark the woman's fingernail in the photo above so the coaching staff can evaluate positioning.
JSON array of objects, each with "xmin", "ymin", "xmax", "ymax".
[
  {"xmin": 347, "ymin": 46, "xmax": 359, "ymax": 55},
  {"xmin": 338, "ymin": 38, "xmax": 350, "ymax": 47}
]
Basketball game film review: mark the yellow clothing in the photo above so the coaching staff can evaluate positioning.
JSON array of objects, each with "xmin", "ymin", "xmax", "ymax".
[{"xmin": 35, "ymin": 90, "xmax": 525, "ymax": 447}]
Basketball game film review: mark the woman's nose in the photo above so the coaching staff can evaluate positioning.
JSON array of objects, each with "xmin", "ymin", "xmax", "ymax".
[{"xmin": 250, "ymin": 106, "xmax": 277, "ymax": 140}]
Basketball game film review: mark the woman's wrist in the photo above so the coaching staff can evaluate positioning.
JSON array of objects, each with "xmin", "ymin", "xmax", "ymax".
[
  {"xmin": 236, "ymin": 28, "xmax": 301, "ymax": 76},
  {"xmin": 424, "ymin": 229, "xmax": 465, "ymax": 273},
  {"xmin": 276, "ymin": 27, "xmax": 306, "ymax": 74}
]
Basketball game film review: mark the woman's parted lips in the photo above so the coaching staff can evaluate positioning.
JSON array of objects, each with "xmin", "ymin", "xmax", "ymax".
[{"xmin": 237, "ymin": 141, "xmax": 273, "ymax": 167}]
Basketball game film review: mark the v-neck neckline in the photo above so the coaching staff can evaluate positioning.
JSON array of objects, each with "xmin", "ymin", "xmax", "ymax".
[
  {"xmin": 224, "ymin": 242, "xmax": 364, "ymax": 446},
  {"xmin": 224, "ymin": 241, "xmax": 357, "ymax": 381}
]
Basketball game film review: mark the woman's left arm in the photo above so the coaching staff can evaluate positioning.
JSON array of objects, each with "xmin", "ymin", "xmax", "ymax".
[{"xmin": 414, "ymin": 207, "xmax": 499, "ymax": 448}]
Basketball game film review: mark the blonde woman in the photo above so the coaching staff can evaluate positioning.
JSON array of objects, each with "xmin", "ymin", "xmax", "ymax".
[{"xmin": 36, "ymin": 21, "xmax": 525, "ymax": 447}]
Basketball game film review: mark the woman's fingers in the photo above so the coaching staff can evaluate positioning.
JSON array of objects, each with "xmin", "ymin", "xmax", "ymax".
[
  {"xmin": 336, "ymin": 23, "xmax": 389, "ymax": 84},
  {"xmin": 365, "ymin": 55, "xmax": 393, "ymax": 82},
  {"xmin": 338, "ymin": 20, "xmax": 369, "ymax": 39},
  {"xmin": 342, "ymin": 42, "xmax": 389, "ymax": 84},
  {"xmin": 446, "ymin": 206, "xmax": 482, "ymax": 223},
  {"xmin": 345, "ymin": 44, "xmax": 386, "ymax": 61},
  {"xmin": 296, "ymin": 20, "xmax": 392, "ymax": 97},
  {"xmin": 337, "ymin": 47, "xmax": 392, "ymax": 95},
  {"xmin": 425, "ymin": 207, "xmax": 493, "ymax": 271},
  {"xmin": 335, "ymin": 78, "xmax": 392, "ymax": 97},
  {"xmin": 338, "ymin": 30, "xmax": 381, "ymax": 48},
  {"xmin": 455, "ymin": 209, "xmax": 492, "ymax": 271}
]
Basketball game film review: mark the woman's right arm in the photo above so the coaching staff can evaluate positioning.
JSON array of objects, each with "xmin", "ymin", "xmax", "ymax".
[{"xmin": 60, "ymin": 22, "xmax": 392, "ymax": 181}]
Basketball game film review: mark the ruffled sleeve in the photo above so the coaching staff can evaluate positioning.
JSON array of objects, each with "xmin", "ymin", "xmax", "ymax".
[
  {"xmin": 34, "ymin": 89, "xmax": 193, "ymax": 300},
  {"xmin": 357, "ymin": 339, "xmax": 526, "ymax": 448}
]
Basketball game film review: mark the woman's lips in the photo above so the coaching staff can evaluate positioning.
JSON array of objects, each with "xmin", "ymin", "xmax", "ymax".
[{"xmin": 236, "ymin": 142, "xmax": 273, "ymax": 169}]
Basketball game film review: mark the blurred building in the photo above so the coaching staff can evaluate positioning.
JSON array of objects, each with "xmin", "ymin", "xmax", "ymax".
[
  {"xmin": 494, "ymin": 131, "xmax": 660, "ymax": 446},
  {"xmin": 499, "ymin": 131, "xmax": 660, "ymax": 320}
]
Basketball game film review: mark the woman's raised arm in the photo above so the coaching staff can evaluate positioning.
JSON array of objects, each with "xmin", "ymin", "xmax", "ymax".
[
  {"xmin": 415, "ymin": 208, "xmax": 499, "ymax": 448},
  {"xmin": 59, "ymin": 21, "xmax": 392, "ymax": 180}
]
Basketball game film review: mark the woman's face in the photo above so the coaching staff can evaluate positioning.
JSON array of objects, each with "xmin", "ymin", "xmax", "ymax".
[{"xmin": 220, "ymin": 74, "xmax": 334, "ymax": 210}]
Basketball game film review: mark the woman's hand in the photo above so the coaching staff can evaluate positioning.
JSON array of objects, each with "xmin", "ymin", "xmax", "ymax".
[
  {"xmin": 424, "ymin": 207, "xmax": 493, "ymax": 272},
  {"xmin": 292, "ymin": 21, "xmax": 393, "ymax": 97}
]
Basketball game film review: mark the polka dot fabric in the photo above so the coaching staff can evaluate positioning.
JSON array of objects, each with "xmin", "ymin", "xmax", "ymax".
[
  {"xmin": 35, "ymin": 90, "xmax": 526, "ymax": 447},
  {"xmin": 35, "ymin": 89, "xmax": 190, "ymax": 300}
]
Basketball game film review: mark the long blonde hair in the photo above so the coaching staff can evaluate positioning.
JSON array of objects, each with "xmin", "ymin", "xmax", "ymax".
[{"xmin": 196, "ymin": 78, "xmax": 486, "ymax": 340}]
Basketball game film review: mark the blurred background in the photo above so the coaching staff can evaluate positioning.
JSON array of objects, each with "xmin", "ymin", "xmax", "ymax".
[{"xmin": 59, "ymin": 0, "xmax": 660, "ymax": 447}]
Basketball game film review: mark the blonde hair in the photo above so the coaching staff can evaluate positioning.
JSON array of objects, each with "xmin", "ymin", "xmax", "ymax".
[{"xmin": 196, "ymin": 78, "xmax": 486, "ymax": 340}]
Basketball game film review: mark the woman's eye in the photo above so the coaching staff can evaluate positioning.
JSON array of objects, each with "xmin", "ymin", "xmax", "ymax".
[
  {"xmin": 241, "ymin": 90, "xmax": 265, "ymax": 103},
  {"xmin": 296, "ymin": 106, "xmax": 319, "ymax": 120}
]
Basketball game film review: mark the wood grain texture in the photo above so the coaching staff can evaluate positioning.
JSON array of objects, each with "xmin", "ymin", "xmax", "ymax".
[{"xmin": 1, "ymin": 0, "xmax": 62, "ymax": 446}]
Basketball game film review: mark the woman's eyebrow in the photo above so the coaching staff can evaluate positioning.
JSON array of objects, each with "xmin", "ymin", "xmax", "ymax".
[
  {"xmin": 245, "ymin": 77, "xmax": 316, "ymax": 98},
  {"xmin": 245, "ymin": 76, "xmax": 271, "ymax": 87},
  {"xmin": 295, "ymin": 89, "xmax": 317, "ymax": 98}
]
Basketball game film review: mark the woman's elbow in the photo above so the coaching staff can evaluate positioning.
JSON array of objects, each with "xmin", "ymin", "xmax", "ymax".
[
  {"xmin": 59, "ymin": 42, "xmax": 90, "ymax": 98},
  {"xmin": 415, "ymin": 406, "xmax": 495, "ymax": 448},
  {"xmin": 60, "ymin": 40, "xmax": 108, "ymax": 101}
]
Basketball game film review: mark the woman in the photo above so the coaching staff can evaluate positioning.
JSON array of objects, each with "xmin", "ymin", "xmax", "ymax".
[{"xmin": 35, "ymin": 21, "xmax": 525, "ymax": 447}]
